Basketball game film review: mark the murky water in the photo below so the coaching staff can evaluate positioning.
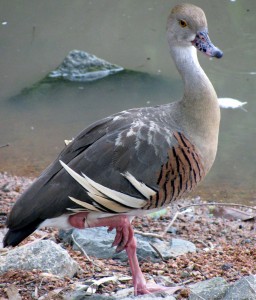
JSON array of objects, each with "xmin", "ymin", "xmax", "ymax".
[{"xmin": 0, "ymin": 0, "xmax": 255, "ymax": 204}]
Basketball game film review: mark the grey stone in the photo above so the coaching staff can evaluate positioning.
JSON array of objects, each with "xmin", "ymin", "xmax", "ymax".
[
  {"xmin": 63, "ymin": 291, "xmax": 117, "ymax": 300},
  {"xmin": 72, "ymin": 227, "xmax": 125, "ymax": 261},
  {"xmin": 151, "ymin": 238, "xmax": 196, "ymax": 260},
  {"xmin": 189, "ymin": 277, "xmax": 229, "ymax": 300},
  {"xmin": 166, "ymin": 226, "xmax": 178, "ymax": 235},
  {"xmin": 71, "ymin": 227, "xmax": 196, "ymax": 262},
  {"xmin": 0, "ymin": 240, "xmax": 79, "ymax": 277},
  {"xmin": 59, "ymin": 229, "xmax": 74, "ymax": 244},
  {"xmin": 64, "ymin": 289, "xmax": 176, "ymax": 300},
  {"xmin": 223, "ymin": 275, "xmax": 256, "ymax": 300},
  {"xmin": 114, "ymin": 286, "xmax": 177, "ymax": 299},
  {"xmin": 72, "ymin": 228, "xmax": 155, "ymax": 262},
  {"xmin": 49, "ymin": 50, "xmax": 123, "ymax": 82},
  {"xmin": 0, "ymin": 228, "xmax": 8, "ymax": 248},
  {"xmin": 119, "ymin": 295, "xmax": 176, "ymax": 300}
]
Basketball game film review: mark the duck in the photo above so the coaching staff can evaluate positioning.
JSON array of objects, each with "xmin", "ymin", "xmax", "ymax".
[{"xmin": 4, "ymin": 3, "xmax": 223, "ymax": 296}]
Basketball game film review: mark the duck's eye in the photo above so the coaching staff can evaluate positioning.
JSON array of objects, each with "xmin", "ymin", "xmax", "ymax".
[{"xmin": 179, "ymin": 19, "xmax": 187, "ymax": 28}]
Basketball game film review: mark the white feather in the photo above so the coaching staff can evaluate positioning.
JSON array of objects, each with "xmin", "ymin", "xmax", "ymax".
[
  {"xmin": 60, "ymin": 160, "xmax": 146, "ymax": 210},
  {"xmin": 122, "ymin": 172, "xmax": 156, "ymax": 199},
  {"xmin": 40, "ymin": 215, "xmax": 71, "ymax": 229},
  {"xmin": 64, "ymin": 139, "xmax": 73, "ymax": 146},
  {"xmin": 82, "ymin": 172, "xmax": 146, "ymax": 209},
  {"xmin": 60, "ymin": 160, "xmax": 104, "ymax": 197},
  {"xmin": 68, "ymin": 196, "xmax": 101, "ymax": 212},
  {"xmin": 218, "ymin": 98, "xmax": 247, "ymax": 111},
  {"xmin": 87, "ymin": 192, "xmax": 131, "ymax": 213}
]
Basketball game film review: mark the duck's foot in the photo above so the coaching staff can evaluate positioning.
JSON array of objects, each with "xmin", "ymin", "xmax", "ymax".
[
  {"xmin": 136, "ymin": 283, "xmax": 182, "ymax": 295},
  {"xmin": 68, "ymin": 213, "xmax": 182, "ymax": 296},
  {"xmin": 125, "ymin": 227, "xmax": 182, "ymax": 296}
]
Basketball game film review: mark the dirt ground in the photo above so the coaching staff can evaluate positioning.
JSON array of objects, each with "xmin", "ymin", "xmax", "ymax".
[{"xmin": 0, "ymin": 172, "xmax": 256, "ymax": 299}]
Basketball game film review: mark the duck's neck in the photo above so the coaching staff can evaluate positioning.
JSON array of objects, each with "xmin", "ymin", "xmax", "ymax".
[
  {"xmin": 170, "ymin": 45, "xmax": 220, "ymax": 173},
  {"xmin": 170, "ymin": 45, "xmax": 215, "ymax": 101}
]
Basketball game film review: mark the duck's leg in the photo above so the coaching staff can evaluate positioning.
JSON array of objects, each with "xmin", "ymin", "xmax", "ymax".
[
  {"xmin": 68, "ymin": 213, "xmax": 181, "ymax": 295},
  {"xmin": 122, "ymin": 223, "xmax": 182, "ymax": 295}
]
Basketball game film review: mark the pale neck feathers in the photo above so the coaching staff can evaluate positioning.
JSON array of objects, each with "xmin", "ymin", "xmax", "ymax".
[{"xmin": 170, "ymin": 45, "xmax": 220, "ymax": 173}]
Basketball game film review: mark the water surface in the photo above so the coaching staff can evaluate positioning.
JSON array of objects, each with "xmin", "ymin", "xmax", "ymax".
[{"xmin": 0, "ymin": 0, "xmax": 255, "ymax": 204}]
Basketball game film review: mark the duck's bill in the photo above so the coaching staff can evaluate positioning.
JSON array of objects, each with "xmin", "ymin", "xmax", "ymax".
[{"xmin": 192, "ymin": 30, "xmax": 223, "ymax": 58}]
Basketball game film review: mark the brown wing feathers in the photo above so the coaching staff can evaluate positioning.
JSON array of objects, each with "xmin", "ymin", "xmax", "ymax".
[
  {"xmin": 144, "ymin": 132, "xmax": 205, "ymax": 210},
  {"xmin": 62, "ymin": 130, "xmax": 205, "ymax": 213}
]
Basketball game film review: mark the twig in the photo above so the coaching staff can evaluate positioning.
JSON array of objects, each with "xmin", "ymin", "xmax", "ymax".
[
  {"xmin": 163, "ymin": 208, "xmax": 192, "ymax": 237},
  {"xmin": 149, "ymin": 242, "xmax": 165, "ymax": 261},
  {"xmin": 193, "ymin": 239, "xmax": 209, "ymax": 248},
  {"xmin": 135, "ymin": 202, "xmax": 255, "ymax": 241},
  {"xmin": 179, "ymin": 202, "xmax": 256, "ymax": 212},
  {"xmin": 134, "ymin": 208, "xmax": 192, "ymax": 240},
  {"xmin": 81, "ymin": 275, "xmax": 131, "ymax": 295},
  {"xmin": 71, "ymin": 233, "xmax": 99, "ymax": 268},
  {"xmin": 133, "ymin": 230, "xmax": 164, "ymax": 240},
  {"xmin": 34, "ymin": 286, "xmax": 40, "ymax": 299}
]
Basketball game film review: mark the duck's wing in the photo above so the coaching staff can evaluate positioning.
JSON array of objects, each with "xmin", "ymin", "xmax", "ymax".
[{"xmin": 5, "ymin": 105, "xmax": 204, "ymax": 243}]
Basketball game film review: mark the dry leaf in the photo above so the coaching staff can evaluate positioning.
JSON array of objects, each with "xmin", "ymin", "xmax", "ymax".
[
  {"xmin": 212, "ymin": 206, "xmax": 255, "ymax": 221},
  {"xmin": 6, "ymin": 284, "xmax": 22, "ymax": 300}
]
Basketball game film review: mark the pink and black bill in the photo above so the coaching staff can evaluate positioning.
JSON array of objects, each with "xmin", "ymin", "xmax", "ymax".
[{"xmin": 192, "ymin": 30, "xmax": 223, "ymax": 58}]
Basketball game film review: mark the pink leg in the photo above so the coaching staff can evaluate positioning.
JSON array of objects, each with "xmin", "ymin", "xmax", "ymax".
[
  {"xmin": 68, "ymin": 213, "xmax": 182, "ymax": 295},
  {"xmin": 125, "ymin": 230, "xmax": 148, "ymax": 295},
  {"xmin": 69, "ymin": 212, "xmax": 132, "ymax": 252},
  {"xmin": 125, "ymin": 226, "xmax": 182, "ymax": 295}
]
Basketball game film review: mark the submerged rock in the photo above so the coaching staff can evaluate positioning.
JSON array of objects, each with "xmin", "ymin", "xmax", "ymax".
[
  {"xmin": 9, "ymin": 49, "xmax": 175, "ymax": 106},
  {"xmin": 49, "ymin": 50, "xmax": 124, "ymax": 82}
]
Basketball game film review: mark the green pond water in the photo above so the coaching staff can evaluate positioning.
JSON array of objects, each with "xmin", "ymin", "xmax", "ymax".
[{"xmin": 0, "ymin": 0, "xmax": 255, "ymax": 204}]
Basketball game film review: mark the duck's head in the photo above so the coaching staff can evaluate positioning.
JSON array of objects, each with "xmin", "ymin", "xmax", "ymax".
[{"xmin": 167, "ymin": 3, "xmax": 223, "ymax": 58}]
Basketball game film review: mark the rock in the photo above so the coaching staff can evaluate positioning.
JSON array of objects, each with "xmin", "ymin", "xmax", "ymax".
[
  {"xmin": 72, "ymin": 227, "xmax": 125, "ymax": 260},
  {"xmin": 166, "ymin": 226, "xmax": 178, "ymax": 235},
  {"xmin": 0, "ymin": 240, "xmax": 79, "ymax": 277},
  {"xmin": 58, "ymin": 228, "xmax": 74, "ymax": 245},
  {"xmin": 71, "ymin": 227, "xmax": 154, "ymax": 262},
  {"xmin": 63, "ymin": 291, "xmax": 117, "ymax": 300},
  {"xmin": 70, "ymin": 227, "xmax": 196, "ymax": 262},
  {"xmin": 119, "ymin": 294, "xmax": 176, "ymax": 300},
  {"xmin": 49, "ymin": 50, "xmax": 124, "ymax": 82},
  {"xmin": 58, "ymin": 274, "xmax": 256, "ymax": 300},
  {"xmin": 188, "ymin": 275, "xmax": 256, "ymax": 300},
  {"xmin": 151, "ymin": 238, "xmax": 196, "ymax": 260},
  {"xmin": 221, "ymin": 263, "xmax": 233, "ymax": 271},
  {"xmin": 64, "ymin": 288, "xmax": 176, "ymax": 300},
  {"xmin": 71, "ymin": 228, "xmax": 151, "ymax": 261},
  {"xmin": 0, "ymin": 228, "xmax": 8, "ymax": 248},
  {"xmin": 189, "ymin": 277, "xmax": 229, "ymax": 300},
  {"xmin": 223, "ymin": 275, "xmax": 256, "ymax": 300}
]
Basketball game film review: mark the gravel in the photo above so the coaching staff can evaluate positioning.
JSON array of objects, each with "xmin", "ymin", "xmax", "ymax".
[{"xmin": 0, "ymin": 172, "xmax": 256, "ymax": 299}]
